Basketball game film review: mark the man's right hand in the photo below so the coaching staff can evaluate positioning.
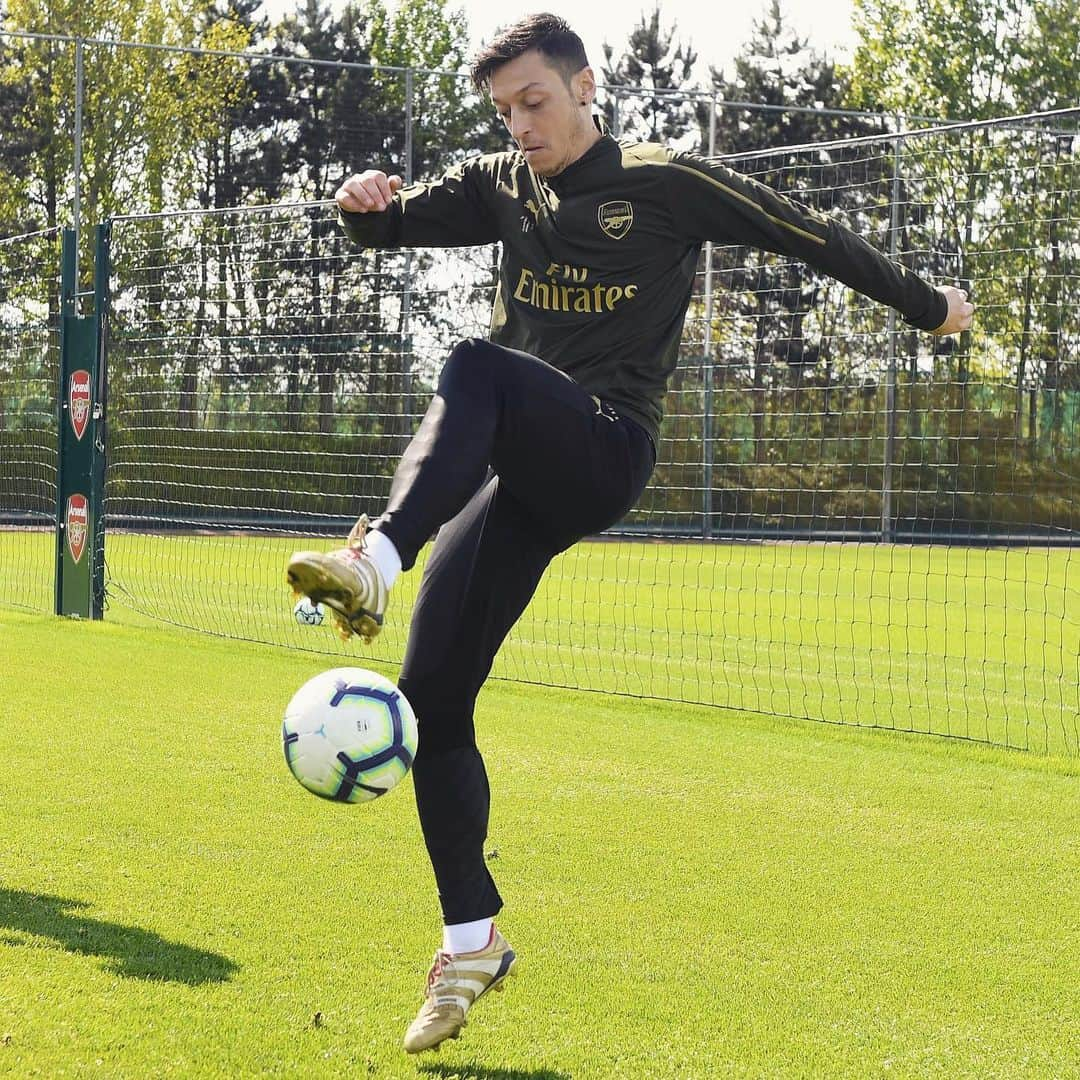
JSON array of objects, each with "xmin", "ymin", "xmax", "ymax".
[{"xmin": 335, "ymin": 170, "xmax": 404, "ymax": 213}]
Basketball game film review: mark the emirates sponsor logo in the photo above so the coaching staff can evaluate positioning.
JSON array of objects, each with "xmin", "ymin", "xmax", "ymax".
[
  {"xmin": 69, "ymin": 370, "xmax": 92, "ymax": 441},
  {"xmin": 66, "ymin": 494, "xmax": 89, "ymax": 564},
  {"xmin": 513, "ymin": 267, "xmax": 638, "ymax": 313}
]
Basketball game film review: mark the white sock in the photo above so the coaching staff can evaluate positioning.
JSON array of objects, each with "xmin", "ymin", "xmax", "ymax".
[
  {"xmin": 442, "ymin": 918, "xmax": 493, "ymax": 955},
  {"xmin": 365, "ymin": 528, "xmax": 401, "ymax": 589}
]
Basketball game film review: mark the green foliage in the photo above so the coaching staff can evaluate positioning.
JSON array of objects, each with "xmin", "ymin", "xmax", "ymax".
[
  {"xmin": 847, "ymin": 0, "xmax": 1080, "ymax": 119},
  {"xmin": 703, "ymin": 1, "xmax": 884, "ymax": 151},
  {"xmin": 644, "ymin": 374, "xmax": 1080, "ymax": 531},
  {"xmin": 0, "ymin": 0, "xmax": 252, "ymax": 233},
  {"xmin": 1017, "ymin": 0, "xmax": 1080, "ymax": 112},
  {"xmin": 365, "ymin": 0, "xmax": 506, "ymax": 172},
  {"xmin": 600, "ymin": 3, "xmax": 698, "ymax": 142},
  {"xmin": 675, "ymin": 4, "xmax": 892, "ymax": 469}
]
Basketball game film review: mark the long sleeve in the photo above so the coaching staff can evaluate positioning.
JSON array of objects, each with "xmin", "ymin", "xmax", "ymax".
[
  {"xmin": 663, "ymin": 150, "xmax": 948, "ymax": 332},
  {"xmin": 338, "ymin": 154, "xmax": 504, "ymax": 250}
]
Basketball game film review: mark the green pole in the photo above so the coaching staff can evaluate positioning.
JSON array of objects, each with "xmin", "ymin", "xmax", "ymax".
[
  {"xmin": 54, "ymin": 229, "xmax": 77, "ymax": 615},
  {"xmin": 54, "ymin": 225, "xmax": 107, "ymax": 619}
]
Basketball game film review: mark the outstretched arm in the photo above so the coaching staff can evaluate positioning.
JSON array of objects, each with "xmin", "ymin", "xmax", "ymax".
[
  {"xmin": 335, "ymin": 158, "xmax": 502, "ymax": 249},
  {"xmin": 664, "ymin": 150, "xmax": 975, "ymax": 336}
]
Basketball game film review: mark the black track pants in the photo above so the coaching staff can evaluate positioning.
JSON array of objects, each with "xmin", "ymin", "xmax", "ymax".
[{"xmin": 374, "ymin": 338, "xmax": 655, "ymax": 924}]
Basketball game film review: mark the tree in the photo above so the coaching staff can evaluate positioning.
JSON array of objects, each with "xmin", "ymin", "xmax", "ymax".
[
  {"xmin": 1, "ymin": 0, "xmax": 251, "ymax": 230},
  {"xmin": 366, "ymin": 0, "xmax": 506, "ymax": 175},
  {"xmin": 848, "ymin": 0, "xmax": 1080, "ymax": 454},
  {"xmin": 696, "ymin": 2, "xmax": 887, "ymax": 463},
  {"xmin": 1015, "ymin": 0, "xmax": 1080, "ymax": 113},
  {"xmin": 848, "ymin": 0, "xmax": 1026, "ymax": 120},
  {"xmin": 600, "ymin": 4, "xmax": 697, "ymax": 143},
  {"xmin": 357, "ymin": 0, "xmax": 504, "ymax": 439},
  {"xmin": 0, "ymin": 35, "xmax": 51, "ymax": 237}
]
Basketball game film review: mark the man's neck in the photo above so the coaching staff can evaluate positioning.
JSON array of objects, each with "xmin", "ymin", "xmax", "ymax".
[{"xmin": 552, "ymin": 118, "xmax": 603, "ymax": 176}]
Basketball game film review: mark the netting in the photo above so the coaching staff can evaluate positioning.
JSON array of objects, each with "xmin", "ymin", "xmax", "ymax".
[
  {"xmin": 0, "ymin": 228, "xmax": 61, "ymax": 613},
  {"xmin": 654, "ymin": 110, "xmax": 1080, "ymax": 753},
  {"xmin": 102, "ymin": 201, "xmax": 493, "ymax": 664},
  {"xmin": 101, "ymin": 109, "xmax": 1079, "ymax": 755}
]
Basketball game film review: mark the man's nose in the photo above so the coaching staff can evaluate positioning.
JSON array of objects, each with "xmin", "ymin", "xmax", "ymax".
[{"xmin": 509, "ymin": 109, "xmax": 531, "ymax": 142}]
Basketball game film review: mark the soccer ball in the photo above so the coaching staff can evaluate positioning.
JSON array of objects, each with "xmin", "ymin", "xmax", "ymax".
[
  {"xmin": 282, "ymin": 667, "xmax": 418, "ymax": 803},
  {"xmin": 293, "ymin": 597, "xmax": 325, "ymax": 626}
]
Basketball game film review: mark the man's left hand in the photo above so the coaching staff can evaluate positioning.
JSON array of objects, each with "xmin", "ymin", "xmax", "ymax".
[{"xmin": 931, "ymin": 285, "xmax": 975, "ymax": 336}]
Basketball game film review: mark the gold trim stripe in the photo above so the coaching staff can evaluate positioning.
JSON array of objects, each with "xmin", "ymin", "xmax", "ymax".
[{"xmin": 665, "ymin": 161, "xmax": 828, "ymax": 246}]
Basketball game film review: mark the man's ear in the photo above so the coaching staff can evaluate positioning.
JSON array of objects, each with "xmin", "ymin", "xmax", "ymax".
[{"xmin": 574, "ymin": 66, "xmax": 596, "ymax": 106}]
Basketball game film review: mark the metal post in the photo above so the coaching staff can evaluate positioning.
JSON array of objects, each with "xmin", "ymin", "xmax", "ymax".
[
  {"xmin": 702, "ymin": 93, "xmax": 717, "ymax": 539},
  {"xmin": 880, "ymin": 120, "xmax": 904, "ymax": 542},
  {"xmin": 401, "ymin": 68, "xmax": 414, "ymax": 434},
  {"xmin": 611, "ymin": 88, "xmax": 621, "ymax": 138},
  {"xmin": 403, "ymin": 67, "xmax": 414, "ymax": 185},
  {"xmin": 91, "ymin": 222, "xmax": 110, "ymax": 616},
  {"xmin": 73, "ymin": 37, "xmax": 84, "ymax": 289}
]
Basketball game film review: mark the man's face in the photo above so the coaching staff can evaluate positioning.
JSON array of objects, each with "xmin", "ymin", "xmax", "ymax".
[{"xmin": 489, "ymin": 50, "xmax": 595, "ymax": 177}]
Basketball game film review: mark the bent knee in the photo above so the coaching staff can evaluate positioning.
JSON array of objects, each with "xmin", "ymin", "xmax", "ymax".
[{"xmin": 438, "ymin": 338, "xmax": 498, "ymax": 393}]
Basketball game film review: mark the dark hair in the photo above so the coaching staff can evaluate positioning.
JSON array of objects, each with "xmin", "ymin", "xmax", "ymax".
[{"xmin": 470, "ymin": 13, "xmax": 590, "ymax": 93}]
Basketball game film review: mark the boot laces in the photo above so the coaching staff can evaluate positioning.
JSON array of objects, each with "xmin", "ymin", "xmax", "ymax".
[
  {"xmin": 425, "ymin": 950, "xmax": 454, "ymax": 997},
  {"xmin": 346, "ymin": 513, "xmax": 370, "ymax": 552}
]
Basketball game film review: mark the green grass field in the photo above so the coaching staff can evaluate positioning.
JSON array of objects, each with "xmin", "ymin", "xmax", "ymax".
[
  {"xmin": 3, "ymin": 529, "xmax": 1078, "ymax": 755},
  {"xmin": 0, "ymin": 610, "xmax": 1077, "ymax": 1078}
]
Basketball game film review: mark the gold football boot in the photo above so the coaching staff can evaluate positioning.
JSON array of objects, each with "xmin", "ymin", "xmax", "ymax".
[
  {"xmin": 403, "ymin": 928, "xmax": 518, "ymax": 1054},
  {"xmin": 286, "ymin": 515, "xmax": 389, "ymax": 643}
]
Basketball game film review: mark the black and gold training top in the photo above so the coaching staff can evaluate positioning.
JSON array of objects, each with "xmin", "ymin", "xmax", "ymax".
[{"xmin": 340, "ymin": 124, "xmax": 948, "ymax": 446}]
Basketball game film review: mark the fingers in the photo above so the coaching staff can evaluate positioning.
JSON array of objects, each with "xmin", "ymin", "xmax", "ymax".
[
  {"xmin": 335, "ymin": 170, "xmax": 403, "ymax": 213},
  {"xmin": 952, "ymin": 287, "xmax": 975, "ymax": 332},
  {"xmin": 931, "ymin": 284, "xmax": 975, "ymax": 335}
]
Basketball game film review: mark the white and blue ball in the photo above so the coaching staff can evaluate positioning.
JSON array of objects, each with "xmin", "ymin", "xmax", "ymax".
[
  {"xmin": 282, "ymin": 667, "xmax": 418, "ymax": 803},
  {"xmin": 293, "ymin": 597, "xmax": 325, "ymax": 626}
]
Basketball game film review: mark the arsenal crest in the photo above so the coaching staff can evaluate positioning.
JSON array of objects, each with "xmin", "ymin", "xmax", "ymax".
[
  {"xmin": 66, "ymin": 494, "xmax": 89, "ymax": 564},
  {"xmin": 69, "ymin": 369, "xmax": 92, "ymax": 441},
  {"xmin": 598, "ymin": 200, "xmax": 633, "ymax": 240}
]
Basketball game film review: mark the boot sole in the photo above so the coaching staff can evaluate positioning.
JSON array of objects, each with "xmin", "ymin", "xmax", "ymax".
[{"xmin": 286, "ymin": 553, "xmax": 380, "ymax": 643}]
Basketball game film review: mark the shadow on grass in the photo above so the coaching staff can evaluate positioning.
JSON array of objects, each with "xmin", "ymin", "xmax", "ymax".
[
  {"xmin": 420, "ymin": 1065, "xmax": 571, "ymax": 1080},
  {"xmin": 0, "ymin": 888, "xmax": 238, "ymax": 984}
]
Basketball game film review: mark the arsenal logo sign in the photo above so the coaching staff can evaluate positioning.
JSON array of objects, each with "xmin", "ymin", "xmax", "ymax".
[
  {"xmin": 66, "ymin": 494, "xmax": 89, "ymax": 565},
  {"xmin": 69, "ymin": 369, "xmax": 92, "ymax": 441},
  {"xmin": 598, "ymin": 200, "xmax": 633, "ymax": 240}
]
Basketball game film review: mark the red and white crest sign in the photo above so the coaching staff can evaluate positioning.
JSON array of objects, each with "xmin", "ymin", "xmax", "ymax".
[
  {"xmin": 66, "ymin": 494, "xmax": 89, "ymax": 564},
  {"xmin": 69, "ymin": 369, "xmax": 92, "ymax": 441}
]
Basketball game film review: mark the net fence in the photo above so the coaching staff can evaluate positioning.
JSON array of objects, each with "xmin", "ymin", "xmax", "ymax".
[
  {"xmin": 100, "ymin": 109, "xmax": 1080, "ymax": 755},
  {"xmin": 103, "ymin": 202, "xmax": 493, "ymax": 670},
  {"xmin": 658, "ymin": 111, "xmax": 1080, "ymax": 755},
  {"xmin": 0, "ymin": 32, "xmax": 507, "ymax": 236},
  {"xmin": 0, "ymin": 228, "xmax": 61, "ymax": 612}
]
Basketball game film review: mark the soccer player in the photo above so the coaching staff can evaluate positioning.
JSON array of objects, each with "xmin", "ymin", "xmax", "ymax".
[{"xmin": 287, "ymin": 13, "xmax": 974, "ymax": 1054}]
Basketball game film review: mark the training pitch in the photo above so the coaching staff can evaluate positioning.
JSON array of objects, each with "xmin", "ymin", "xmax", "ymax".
[{"xmin": 0, "ymin": 600, "xmax": 1077, "ymax": 1077}]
